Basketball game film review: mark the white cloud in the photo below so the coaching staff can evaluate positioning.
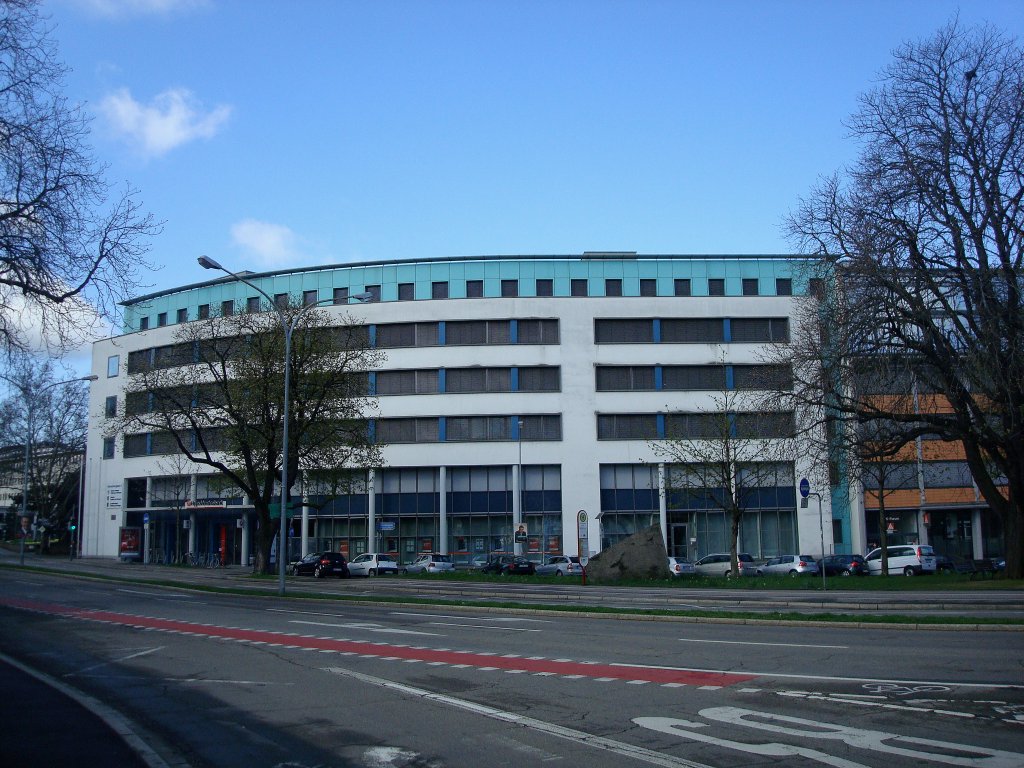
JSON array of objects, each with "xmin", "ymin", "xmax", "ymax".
[
  {"xmin": 0, "ymin": 286, "xmax": 114, "ymax": 364},
  {"xmin": 99, "ymin": 87, "xmax": 232, "ymax": 158},
  {"xmin": 73, "ymin": 0, "xmax": 211, "ymax": 18},
  {"xmin": 230, "ymin": 219, "xmax": 305, "ymax": 269}
]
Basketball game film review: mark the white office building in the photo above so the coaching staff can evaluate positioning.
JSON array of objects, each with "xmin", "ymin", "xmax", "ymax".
[{"xmin": 82, "ymin": 254, "xmax": 853, "ymax": 566}]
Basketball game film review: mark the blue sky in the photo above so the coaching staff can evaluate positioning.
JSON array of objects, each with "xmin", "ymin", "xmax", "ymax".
[{"xmin": 45, "ymin": 0, "xmax": 1024, "ymax": 302}]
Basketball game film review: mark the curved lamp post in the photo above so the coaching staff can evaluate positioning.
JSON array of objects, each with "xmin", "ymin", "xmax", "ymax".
[
  {"xmin": 198, "ymin": 255, "xmax": 334, "ymax": 595},
  {"xmin": 0, "ymin": 373, "xmax": 98, "ymax": 565}
]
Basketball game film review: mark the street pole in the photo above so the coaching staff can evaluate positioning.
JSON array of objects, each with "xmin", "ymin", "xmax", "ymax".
[
  {"xmin": 516, "ymin": 418, "xmax": 523, "ymax": 557},
  {"xmin": 71, "ymin": 453, "xmax": 85, "ymax": 561},
  {"xmin": 803, "ymin": 491, "xmax": 826, "ymax": 591},
  {"xmin": 0, "ymin": 373, "xmax": 98, "ymax": 566},
  {"xmin": 199, "ymin": 255, "xmax": 334, "ymax": 596}
]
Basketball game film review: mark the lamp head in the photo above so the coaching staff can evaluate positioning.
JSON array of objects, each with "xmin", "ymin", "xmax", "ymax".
[{"xmin": 197, "ymin": 255, "xmax": 223, "ymax": 271}]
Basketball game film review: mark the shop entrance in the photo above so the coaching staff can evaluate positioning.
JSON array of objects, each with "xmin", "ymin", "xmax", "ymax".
[{"xmin": 669, "ymin": 523, "xmax": 690, "ymax": 559}]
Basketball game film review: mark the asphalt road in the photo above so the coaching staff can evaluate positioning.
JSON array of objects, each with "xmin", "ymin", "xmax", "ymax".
[{"xmin": 1, "ymin": 556, "xmax": 1022, "ymax": 768}]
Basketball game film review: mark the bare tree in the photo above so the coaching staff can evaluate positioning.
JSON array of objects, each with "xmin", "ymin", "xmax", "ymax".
[
  {"xmin": 651, "ymin": 385, "xmax": 797, "ymax": 577},
  {"xmin": 0, "ymin": 0, "xmax": 159, "ymax": 354},
  {"xmin": 107, "ymin": 302, "xmax": 383, "ymax": 574},
  {"xmin": 787, "ymin": 22, "xmax": 1024, "ymax": 578},
  {"xmin": 0, "ymin": 353, "xmax": 88, "ymax": 549}
]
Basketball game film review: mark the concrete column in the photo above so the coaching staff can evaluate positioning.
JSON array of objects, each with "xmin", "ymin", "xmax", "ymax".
[
  {"xmin": 240, "ymin": 514, "xmax": 250, "ymax": 567},
  {"xmin": 972, "ymin": 508, "xmax": 984, "ymax": 560},
  {"xmin": 438, "ymin": 466, "xmax": 448, "ymax": 555},
  {"xmin": 512, "ymin": 463, "xmax": 523, "ymax": 556},
  {"xmin": 188, "ymin": 474, "xmax": 197, "ymax": 555},
  {"xmin": 367, "ymin": 469, "xmax": 377, "ymax": 553},
  {"xmin": 658, "ymin": 463, "xmax": 668, "ymax": 549},
  {"xmin": 144, "ymin": 476, "xmax": 153, "ymax": 564},
  {"xmin": 301, "ymin": 471, "xmax": 310, "ymax": 557}
]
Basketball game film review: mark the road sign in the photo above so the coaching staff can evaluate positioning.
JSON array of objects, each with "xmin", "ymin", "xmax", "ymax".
[
  {"xmin": 143, "ymin": 513, "xmax": 150, "ymax": 524},
  {"xmin": 799, "ymin": 478, "xmax": 810, "ymax": 498}
]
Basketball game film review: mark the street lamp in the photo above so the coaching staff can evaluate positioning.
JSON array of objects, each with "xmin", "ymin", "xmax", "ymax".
[
  {"xmin": 0, "ymin": 373, "xmax": 98, "ymax": 565},
  {"xmin": 198, "ymin": 255, "xmax": 334, "ymax": 595}
]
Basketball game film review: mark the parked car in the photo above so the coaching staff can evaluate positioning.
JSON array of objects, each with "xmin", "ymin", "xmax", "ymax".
[
  {"xmin": 405, "ymin": 553, "xmax": 455, "ymax": 574},
  {"xmin": 693, "ymin": 552, "xmax": 755, "ymax": 578},
  {"xmin": 480, "ymin": 555, "xmax": 536, "ymax": 575},
  {"xmin": 818, "ymin": 553, "xmax": 869, "ymax": 576},
  {"xmin": 667, "ymin": 557, "xmax": 696, "ymax": 576},
  {"xmin": 536, "ymin": 555, "xmax": 582, "ymax": 576},
  {"xmin": 756, "ymin": 555, "xmax": 820, "ymax": 577},
  {"xmin": 347, "ymin": 552, "xmax": 403, "ymax": 576},
  {"xmin": 864, "ymin": 544, "xmax": 937, "ymax": 576},
  {"xmin": 289, "ymin": 552, "xmax": 349, "ymax": 578}
]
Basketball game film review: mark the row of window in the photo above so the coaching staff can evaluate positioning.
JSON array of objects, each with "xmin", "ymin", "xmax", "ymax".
[
  {"xmin": 107, "ymin": 409, "xmax": 798, "ymax": 459},
  {"xmin": 378, "ymin": 363, "xmax": 792, "ymax": 395},
  {"xmin": 111, "ymin": 362, "xmax": 794, "ymax": 420},
  {"xmin": 595, "ymin": 364, "xmax": 792, "ymax": 392},
  {"xmin": 124, "ymin": 316, "xmax": 789, "ymax": 377},
  {"xmin": 594, "ymin": 317, "xmax": 789, "ymax": 344},
  {"xmin": 134, "ymin": 278, "xmax": 797, "ymax": 331},
  {"xmin": 115, "ymin": 363, "xmax": 791, "ymax": 421},
  {"xmin": 861, "ymin": 460, "xmax": 984, "ymax": 490},
  {"xmin": 597, "ymin": 412, "xmax": 796, "ymax": 440}
]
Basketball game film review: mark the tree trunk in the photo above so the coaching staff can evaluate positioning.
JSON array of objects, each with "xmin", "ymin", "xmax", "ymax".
[{"xmin": 729, "ymin": 507, "xmax": 742, "ymax": 575}]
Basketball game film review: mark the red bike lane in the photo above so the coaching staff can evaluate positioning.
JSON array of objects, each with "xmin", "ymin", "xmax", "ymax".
[{"xmin": 1, "ymin": 596, "xmax": 755, "ymax": 688}]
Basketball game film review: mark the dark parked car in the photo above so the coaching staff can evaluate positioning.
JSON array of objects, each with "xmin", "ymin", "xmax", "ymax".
[
  {"xmin": 290, "ymin": 552, "xmax": 349, "ymax": 578},
  {"xmin": 480, "ymin": 555, "xmax": 536, "ymax": 575},
  {"xmin": 818, "ymin": 553, "xmax": 869, "ymax": 577}
]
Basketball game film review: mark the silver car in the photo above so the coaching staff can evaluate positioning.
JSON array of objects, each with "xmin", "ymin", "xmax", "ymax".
[
  {"xmin": 347, "ymin": 552, "xmax": 402, "ymax": 576},
  {"xmin": 693, "ymin": 552, "xmax": 755, "ymax": 578},
  {"xmin": 535, "ymin": 555, "xmax": 582, "ymax": 576},
  {"xmin": 756, "ymin": 554, "xmax": 820, "ymax": 577},
  {"xmin": 405, "ymin": 553, "xmax": 455, "ymax": 574},
  {"xmin": 667, "ymin": 557, "xmax": 696, "ymax": 576}
]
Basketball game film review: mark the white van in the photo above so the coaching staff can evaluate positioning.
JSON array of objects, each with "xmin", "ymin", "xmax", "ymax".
[{"xmin": 865, "ymin": 544, "xmax": 937, "ymax": 576}]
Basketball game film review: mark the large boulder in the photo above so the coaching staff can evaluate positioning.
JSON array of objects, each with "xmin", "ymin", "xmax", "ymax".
[{"xmin": 585, "ymin": 524, "xmax": 668, "ymax": 582}]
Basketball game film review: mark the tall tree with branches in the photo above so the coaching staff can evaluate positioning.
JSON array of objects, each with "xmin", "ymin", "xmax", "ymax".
[
  {"xmin": 0, "ymin": 353, "xmax": 88, "ymax": 548},
  {"xmin": 0, "ymin": 0, "xmax": 159, "ymax": 354},
  {"xmin": 107, "ymin": 302, "xmax": 384, "ymax": 574},
  {"xmin": 786, "ymin": 22, "xmax": 1024, "ymax": 578}
]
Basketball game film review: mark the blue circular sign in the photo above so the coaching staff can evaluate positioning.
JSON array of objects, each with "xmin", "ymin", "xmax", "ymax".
[{"xmin": 799, "ymin": 478, "xmax": 810, "ymax": 498}]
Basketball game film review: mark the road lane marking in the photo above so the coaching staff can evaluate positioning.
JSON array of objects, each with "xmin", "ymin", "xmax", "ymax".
[
  {"xmin": 289, "ymin": 620, "xmax": 439, "ymax": 636},
  {"xmin": 64, "ymin": 646, "xmax": 164, "ymax": 678},
  {"xmin": 679, "ymin": 638, "xmax": 848, "ymax": 649},
  {"xmin": 427, "ymin": 621, "xmax": 541, "ymax": 632},
  {"xmin": 117, "ymin": 589, "xmax": 194, "ymax": 599},
  {"xmin": 323, "ymin": 665, "xmax": 715, "ymax": 768},
  {"xmin": 636, "ymin": 707, "xmax": 1024, "ymax": 767},
  {"xmin": 611, "ymin": 661, "xmax": 1022, "ymax": 691},
  {"xmin": 392, "ymin": 612, "xmax": 551, "ymax": 623}
]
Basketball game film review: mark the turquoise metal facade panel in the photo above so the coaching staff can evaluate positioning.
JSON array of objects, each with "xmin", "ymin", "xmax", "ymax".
[{"xmin": 121, "ymin": 255, "xmax": 808, "ymax": 333}]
